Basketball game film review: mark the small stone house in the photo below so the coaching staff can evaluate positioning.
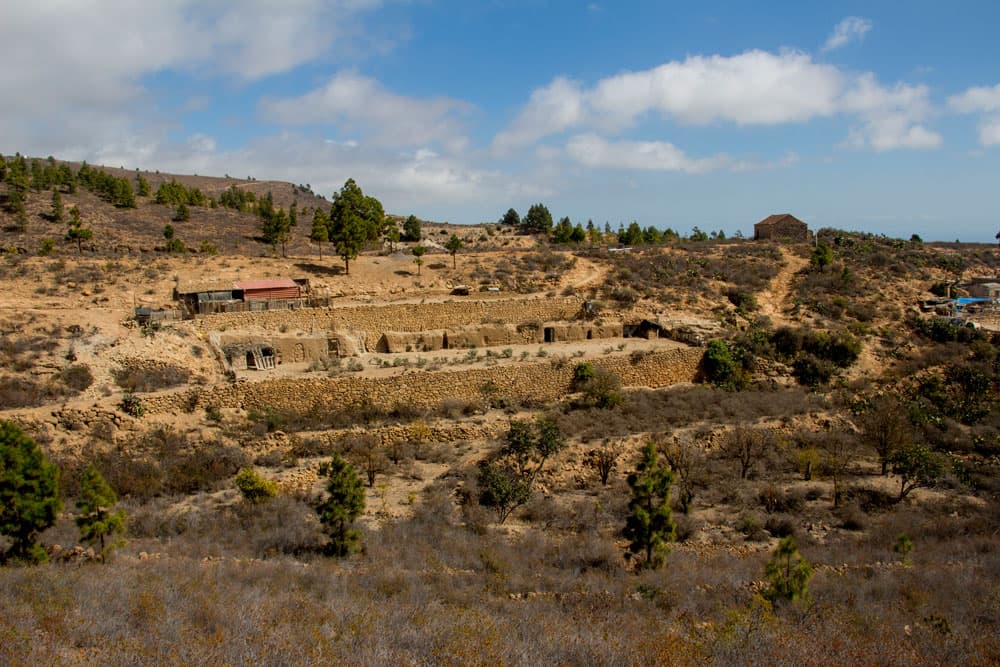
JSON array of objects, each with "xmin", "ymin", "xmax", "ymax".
[
  {"xmin": 754, "ymin": 214, "xmax": 809, "ymax": 242},
  {"xmin": 968, "ymin": 282, "xmax": 1000, "ymax": 300}
]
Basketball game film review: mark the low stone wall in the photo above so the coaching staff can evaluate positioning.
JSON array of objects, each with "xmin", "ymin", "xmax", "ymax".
[
  {"xmin": 141, "ymin": 347, "xmax": 703, "ymax": 416},
  {"xmin": 199, "ymin": 297, "xmax": 585, "ymax": 351}
]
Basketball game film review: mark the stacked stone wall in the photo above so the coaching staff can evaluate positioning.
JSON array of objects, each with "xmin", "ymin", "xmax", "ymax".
[
  {"xmin": 199, "ymin": 297, "xmax": 585, "ymax": 350},
  {"xmin": 141, "ymin": 347, "xmax": 703, "ymax": 416}
]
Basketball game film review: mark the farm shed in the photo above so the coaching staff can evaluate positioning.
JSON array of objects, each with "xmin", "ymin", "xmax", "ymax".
[
  {"xmin": 754, "ymin": 214, "xmax": 809, "ymax": 242},
  {"xmin": 968, "ymin": 283, "xmax": 1000, "ymax": 300},
  {"xmin": 235, "ymin": 279, "xmax": 301, "ymax": 301}
]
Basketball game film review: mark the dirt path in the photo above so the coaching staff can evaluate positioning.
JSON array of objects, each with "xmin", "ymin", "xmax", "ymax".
[{"xmin": 756, "ymin": 249, "xmax": 808, "ymax": 325}]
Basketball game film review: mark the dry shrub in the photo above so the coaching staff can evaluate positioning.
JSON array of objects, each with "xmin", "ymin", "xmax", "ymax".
[{"xmin": 113, "ymin": 363, "xmax": 191, "ymax": 392}]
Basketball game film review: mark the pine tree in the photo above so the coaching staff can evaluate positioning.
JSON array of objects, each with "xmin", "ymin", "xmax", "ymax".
[
  {"xmin": 316, "ymin": 453, "xmax": 366, "ymax": 557},
  {"xmin": 310, "ymin": 208, "xmax": 329, "ymax": 259},
  {"xmin": 445, "ymin": 233, "xmax": 463, "ymax": 268},
  {"xmin": 135, "ymin": 174, "xmax": 151, "ymax": 197},
  {"xmin": 328, "ymin": 179, "xmax": 382, "ymax": 274},
  {"xmin": 50, "ymin": 190, "xmax": 64, "ymax": 223},
  {"xmin": 402, "ymin": 214, "xmax": 421, "ymax": 242},
  {"xmin": 411, "ymin": 245, "xmax": 426, "ymax": 275},
  {"xmin": 623, "ymin": 441, "xmax": 676, "ymax": 569},
  {"xmin": 75, "ymin": 465, "xmax": 126, "ymax": 560},
  {"xmin": 65, "ymin": 206, "xmax": 92, "ymax": 254},
  {"xmin": 0, "ymin": 422, "xmax": 62, "ymax": 564},
  {"xmin": 763, "ymin": 536, "xmax": 813, "ymax": 604}
]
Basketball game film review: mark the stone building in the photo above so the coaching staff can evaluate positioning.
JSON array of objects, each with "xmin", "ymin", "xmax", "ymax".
[{"xmin": 753, "ymin": 214, "xmax": 809, "ymax": 242}]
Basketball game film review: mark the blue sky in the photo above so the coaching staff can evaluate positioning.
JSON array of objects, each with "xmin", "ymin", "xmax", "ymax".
[{"xmin": 2, "ymin": 1, "xmax": 999, "ymax": 241}]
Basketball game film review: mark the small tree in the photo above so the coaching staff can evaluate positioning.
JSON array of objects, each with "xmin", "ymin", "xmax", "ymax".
[
  {"xmin": 173, "ymin": 202, "xmax": 190, "ymax": 222},
  {"xmin": 521, "ymin": 203, "xmax": 553, "ymax": 235},
  {"xmin": 763, "ymin": 536, "xmax": 812, "ymax": 605},
  {"xmin": 810, "ymin": 242, "xmax": 834, "ymax": 272},
  {"xmin": 316, "ymin": 453, "xmax": 365, "ymax": 557},
  {"xmin": 477, "ymin": 461, "xmax": 531, "ymax": 524},
  {"xmin": 0, "ymin": 422, "xmax": 62, "ymax": 564},
  {"xmin": 500, "ymin": 208, "xmax": 520, "ymax": 227},
  {"xmin": 576, "ymin": 365, "xmax": 623, "ymax": 408},
  {"xmin": 856, "ymin": 395, "xmax": 912, "ymax": 476},
  {"xmin": 75, "ymin": 465, "xmax": 126, "ymax": 560},
  {"xmin": 445, "ymin": 233, "xmax": 463, "ymax": 268},
  {"xmin": 720, "ymin": 426, "xmax": 770, "ymax": 480},
  {"xmin": 585, "ymin": 440, "xmax": 623, "ymax": 486},
  {"xmin": 623, "ymin": 441, "xmax": 676, "ymax": 569},
  {"xmin": 700, "ymin": 339, "xmax": 750, "ymax": 390},
  {"xmin": 660, "ymin": 436, "xmax": 708, "ymax": 514},
  {"xmin": 412, "ymin": 245, "xmax": 426, "ymax": 275},
  {"xmin": 310, "ymin": 208, "xmax": 329, "ymax": 259},
  {"xmin": 894, "ymin": 533, "xmax": 914, "ymax": 565},
  {"xmin": 234, "ymin": 467, "xmax": 278, "ymax": 503},
  {"xmin": 50, "ymin": 190, "xmax": 64, "ymax": 223},
  {"xmin": 499, "ymin": 417, "xmax": 565, "ymax": 484},
  {"xmin": 384, "ymin": 224, "xmax": 400, "ymax": 253},
  {"xmin": 402, "ymin": 214, "xmax": 421, "ymax": 242},
  {"xmin": 890, "ymin": 443, "xmax": 944, "ymax": 501},
  {"xmin": 65, "ymin": 206, "xmax": 92, "ymax": 255}
]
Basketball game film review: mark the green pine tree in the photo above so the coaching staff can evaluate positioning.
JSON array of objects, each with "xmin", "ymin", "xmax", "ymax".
[
  {"xmin": 623, "ymin": 441, "xmax": 676, "ymax": 569},
  {"xmin": 0, "ymin": 422, "xmax": 62, "ymax": 564},
  {"xmin": 50, "ymin": 190, "xmax": 64, "ymax": 223},
  {"xmin": 763, "ymin": 536, "xmax": 813, "ymax": 605},
  {"xmin": 316, "ymin": 453, "xmax": 365, "ymax": 557},
  {"xmin": 75, "ymin": 465, "xmax": 126, "ymax": 560},
  {"xmin": 310, "ymin": 208, "xmax": 329, "ymax": 259}
]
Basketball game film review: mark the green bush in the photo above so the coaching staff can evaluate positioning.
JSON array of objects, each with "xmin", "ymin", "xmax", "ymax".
[{"xmin": 234, "ymin": 467, "xmax": 279, "ymax": 503}]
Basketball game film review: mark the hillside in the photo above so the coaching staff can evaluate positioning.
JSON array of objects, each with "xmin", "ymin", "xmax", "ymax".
[{"xmin": 0, "ymin": 155, "xmax": 999, "ymax": 664}]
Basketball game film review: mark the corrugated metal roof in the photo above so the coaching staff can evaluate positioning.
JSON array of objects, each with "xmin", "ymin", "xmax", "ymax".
[{"xmin": 234, "ymin": 278, "xmax": 298, "ymax": 291}]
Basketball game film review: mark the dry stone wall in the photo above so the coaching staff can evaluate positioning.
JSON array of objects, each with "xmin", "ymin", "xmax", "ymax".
[
  {"xmin": 141, "ymin": 347, "xmax": 703, "ymax": 416},
  {"xmin": 199, "ymin": 297, "xmax": 585, "ymax": 351}
]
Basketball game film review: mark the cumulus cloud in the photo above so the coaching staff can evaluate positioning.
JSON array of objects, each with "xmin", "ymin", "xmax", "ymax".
[
  {"xmin": 0, "ymin": 1, "xmax": 384, "ymax": 156},
  {"xmin": 587, "ymin": 50, "xmax": 842, "ymax": 128},
  {"xmin": 948, "ymin": 83, "xmax": 1000, "ymax": 113},
  {"xmin": 493, "ymin": 49, "xmax": 941, "ymax": 156},
  {"xmin": 840, "ymin": 74, "xmax": 941, "ymax": 151},
  {"xmin": 262, "ymin": 71, "xmax": 471, "ymax": 151},
  {"xmin": 822, "ymin": 16, "xmax": 873, "ymax": 52},
  {"xmin": 566, "ymin": 134, "xmax": 729, "ymax": 173},
  {"xmin": 978, "ymin": 117, "xmax": 1000, "ymax": 146},
  {"xmin": 491, "ymin": 77, "xmax": 586, "ymax": 154},
  {"xmin": 565, "ymin": 135, "xmax": 800, "ymax": 173}
]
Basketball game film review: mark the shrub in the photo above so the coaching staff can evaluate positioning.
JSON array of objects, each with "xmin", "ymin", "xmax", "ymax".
[
  {"xmin": 234, "ymin": 467, "xmax": 279, "ymax": 503},
  {"xmin": 59, "ymin": 364, "xmax": 93, "ymax": 392},
  {"xmin": 792, "ymin": 354, "xmax": 835, "ymax": 387},
  {"xmin": 700, "ymin": 339, "xmax": 750, "ymax": 390}
]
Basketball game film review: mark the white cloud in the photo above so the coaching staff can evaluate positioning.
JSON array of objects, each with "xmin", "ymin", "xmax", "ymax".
[
  {"xmin": 822, "ymin": 16, "xmax": 873, "ymax": 53},
  {"xmin": 947, "ymin": 83, "xmax": 1000, "ymax": 147},
  {"xmin": 491, "ymin": 77, "xmax": 586, "ymax": 154},
  {"xmin": 840, "ymin": 74, "xmax": 941, "ymax": 151},
  {"xmin": 588, "ymin": 50, "xmax": 842, "ymax": 128},
  {"xmin": 0, "ymin": 1, "xmax": 385, "ymax": 156},
  {"xmin": 565, "ymin": 135, "xmax": 800, "ymax": 173},
  {"xmin": 979, "ymin": 117, "xmax": 1000, "ymax": 146},
  {"xmin": 262, "ymin": 71, "xmax": 471, "ymax": 151},
  {"xmin": 494, "ymin": 49, "xmax": 941, "ymax": 156},
  {"xmin": 566, "ymin": 134, "xmax": 729, "ymax": 173},
  {"xmin": 948, "ymin": 83, "xmax": 1000, "ymax": 113}
]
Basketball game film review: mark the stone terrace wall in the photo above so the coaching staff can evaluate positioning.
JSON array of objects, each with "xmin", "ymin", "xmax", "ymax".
[
  {"xmin": 142, "ymin": 347, "xmax": 702, "ymax": 416},
  {"xmin": 197, "ymin": 297, "xmax": 585, "ymax": 351}
]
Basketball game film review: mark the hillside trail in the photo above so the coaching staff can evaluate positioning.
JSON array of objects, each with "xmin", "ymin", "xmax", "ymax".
[
  {"xmin": 566, "ymin": 255, "xmax": 606, "ymax": 289},
  {"xmin": 756, "ymin": 249, "xmax": 808, "ymax": 326}
]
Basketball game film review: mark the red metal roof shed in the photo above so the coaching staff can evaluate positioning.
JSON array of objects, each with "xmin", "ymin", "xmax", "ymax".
[{"xmin": 235, "ymin": 278, "xmax": 301, "ymax": 301}]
